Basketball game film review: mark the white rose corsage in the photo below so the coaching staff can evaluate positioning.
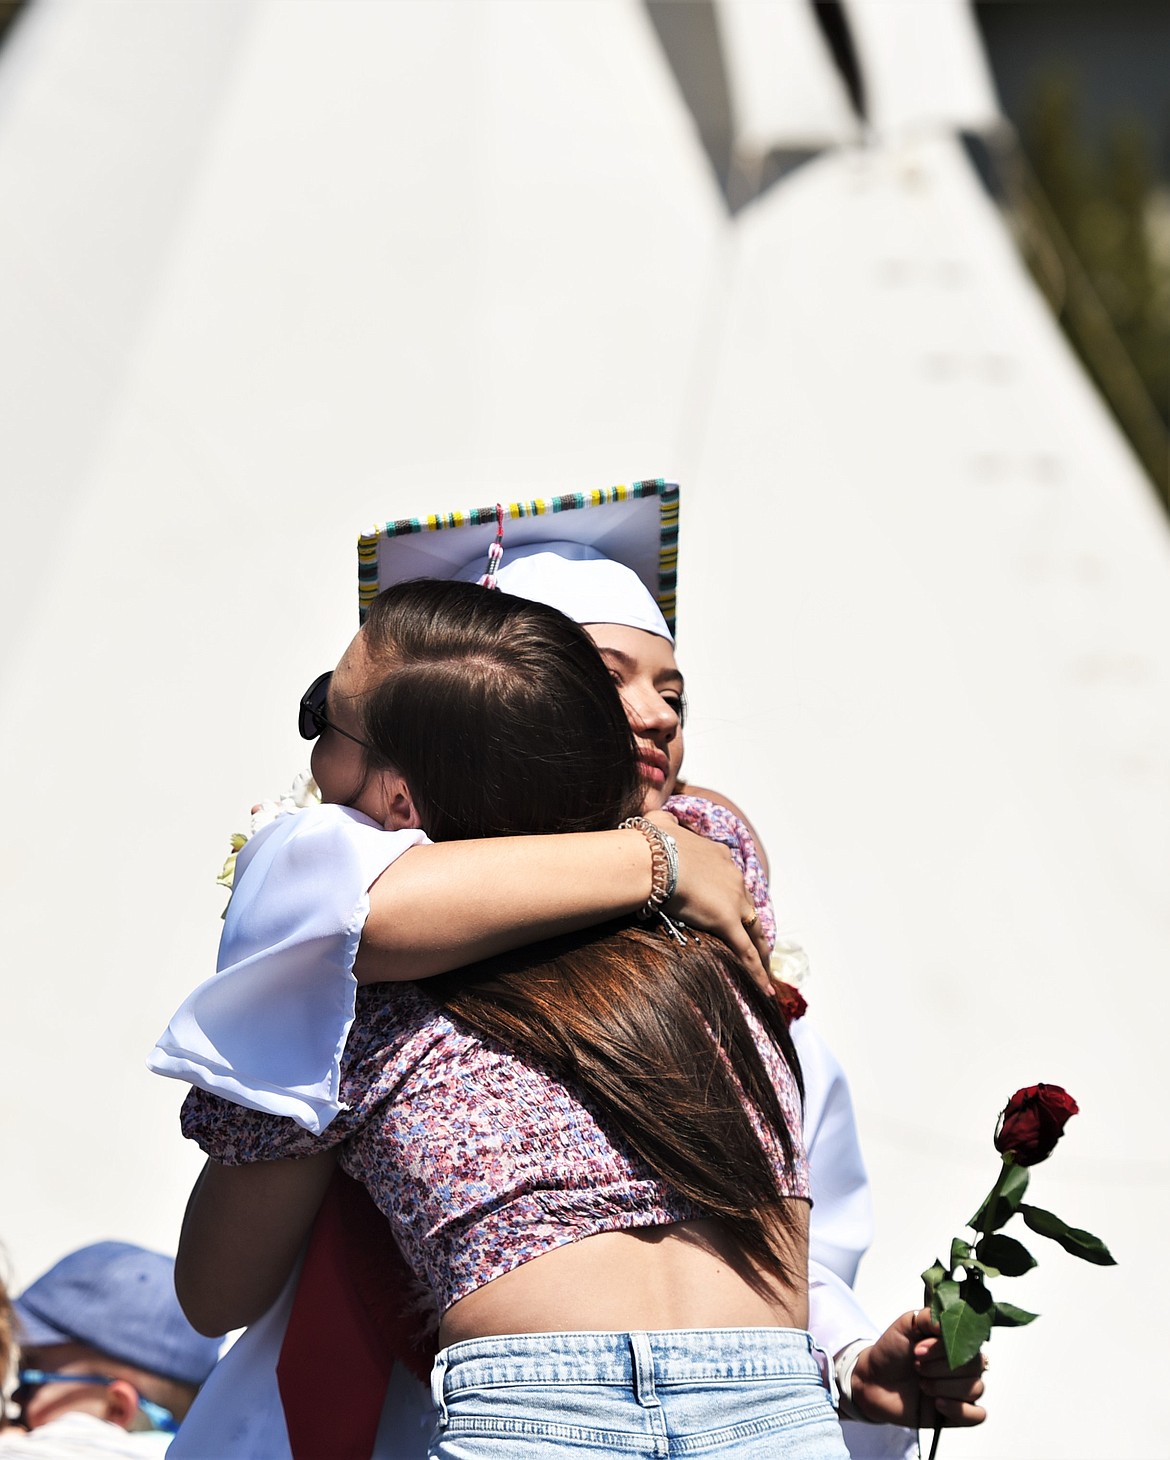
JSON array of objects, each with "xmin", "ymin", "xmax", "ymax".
[{"xmin": 217, "ymin": 771, "xmax": 321, "ymax": 893}]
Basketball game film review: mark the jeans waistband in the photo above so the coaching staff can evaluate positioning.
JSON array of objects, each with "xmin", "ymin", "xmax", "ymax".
[{"xmin": 432, "ymin": 1327, "xmax": 823, "ymax": 1398}]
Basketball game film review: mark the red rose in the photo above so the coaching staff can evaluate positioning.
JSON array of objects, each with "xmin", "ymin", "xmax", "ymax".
[
  {"xmin": 994, "ymin": 1084, "xmax": 1079, "ymax": 1166},
  {"xmin": 774, "ymin": 981, "xmax": 808, "ymax": 1026}
]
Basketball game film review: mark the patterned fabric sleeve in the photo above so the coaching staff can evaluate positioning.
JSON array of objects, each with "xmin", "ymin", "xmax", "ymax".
[
  {"xmin": 664, "ymin": 794, "xmax": 776, "ymax": 950},
  {"xmin": 180, "ymin": 1085, "xmax": 333, "ymax": 1164},
  {"xmin": 179, "ymin": 983, "xmax": 433, "ymax": 1164}
]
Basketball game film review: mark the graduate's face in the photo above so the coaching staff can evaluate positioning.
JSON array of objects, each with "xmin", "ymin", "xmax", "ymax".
[{"xmin": 585, "ymin": 623, "xmax": 685, "ymax": 812}]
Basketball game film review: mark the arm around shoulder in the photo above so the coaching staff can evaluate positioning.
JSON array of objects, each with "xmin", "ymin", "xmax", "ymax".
[
  {"xmin": 355, "ymin": 829, "xmax": 656, "ymax": 982},
  {"xmin": 357, "ymin": 823, "xmax": 771, "ymax": 986}
]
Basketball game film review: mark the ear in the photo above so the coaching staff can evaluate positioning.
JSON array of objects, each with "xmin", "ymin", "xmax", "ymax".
[
  {"xmin": 378, "ymin": 772, "xmax": 423, "ymax": 832},
  {"xmin": 101, "ymin": 1380, "xmax": 141, "ymax": 1431}
]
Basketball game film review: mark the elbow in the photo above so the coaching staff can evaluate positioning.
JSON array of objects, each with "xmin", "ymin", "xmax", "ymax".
[
  {"xmin": 174, "ymin": 1250, "xmax": 272, "ymax": 1338},
  {"xmin": 180, "ymin": 1303, "xmax": 230, "ymax": 1340},
  {"xmin": 174, "ymin": 1261, "xmax": 236, "ymax": 1338},
  {"xmin": 176, "ymin": 1281, "xmax": 264, "ymax": 1338}
]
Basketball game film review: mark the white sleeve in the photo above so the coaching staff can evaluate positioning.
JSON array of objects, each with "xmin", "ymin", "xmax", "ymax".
[
  {"xmin": 808, "ymin": 1258, "xmax": 878, "ymax": 1360},
  {"xmin": 799, "ymin": 1025, "xmax": 917, "ymax": 1459},
  {"xmin": 797, "ymin": 1026, "xmax": 877, "ymax": 1352},
  {"xmin": 147, "ymin": 805, "xmax": 429, "ymax": 1134},
  {"xmin": 792, "ymin": 1017, "xmax": 875, "ymax": 1286},
  {"xmin": 808, "ymin": 1263, "xmax": 918, "ymax": 1460}
]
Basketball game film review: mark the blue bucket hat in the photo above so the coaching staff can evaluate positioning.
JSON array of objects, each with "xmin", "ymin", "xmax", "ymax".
[{"xmin": 13, "ymin": 1241, "xmax": 222, "ymax": 1387}]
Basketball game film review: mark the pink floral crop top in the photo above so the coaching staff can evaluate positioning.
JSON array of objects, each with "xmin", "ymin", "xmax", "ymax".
[
  {"xmin": 179, "ymin": 793, "xmax": 808, "ymax": 1321},
  {"xmin": 183, "ymin": 980, "xmax": 808, "ymax": 1320}
]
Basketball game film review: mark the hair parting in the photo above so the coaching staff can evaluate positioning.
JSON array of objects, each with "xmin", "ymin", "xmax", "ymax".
[{"xmin": 359, "ymin": 580, "xmax": 644, "ymax": 840}]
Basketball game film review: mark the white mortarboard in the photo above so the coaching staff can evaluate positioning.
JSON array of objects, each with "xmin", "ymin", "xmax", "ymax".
[{"xmin": 358, "ymin": 480, "xmax": 679, "ymax": 641}]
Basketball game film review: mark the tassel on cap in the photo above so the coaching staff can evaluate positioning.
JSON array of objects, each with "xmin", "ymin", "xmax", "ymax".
[{"xmin": 478, "ymin": 503, "xmax": 506, "ymax": 590}]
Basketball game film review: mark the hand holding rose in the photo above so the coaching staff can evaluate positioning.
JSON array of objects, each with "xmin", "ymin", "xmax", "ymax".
[{"xmin": 849, "ymin": 1309, "xmax": 987, "ymax": 1430}]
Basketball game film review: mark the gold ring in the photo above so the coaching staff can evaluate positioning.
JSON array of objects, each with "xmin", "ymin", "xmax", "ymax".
[{"xmin": 742, "ymin": 911, "xmax": 759, "ymax": 931}]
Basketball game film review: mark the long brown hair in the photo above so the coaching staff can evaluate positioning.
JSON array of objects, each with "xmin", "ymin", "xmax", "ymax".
[
  {"xmin": 432, "ymin": 924, "xmax": 805, "ymax": 1287},
  {"xmin": 357, "ymin": 579, "xmax": 805, "ymax": 1287}
]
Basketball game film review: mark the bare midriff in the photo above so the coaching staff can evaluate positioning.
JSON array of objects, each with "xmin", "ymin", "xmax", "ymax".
[{"xmin": 438, "ymin": 1209, "xmax": 811, "ymax": 1346}]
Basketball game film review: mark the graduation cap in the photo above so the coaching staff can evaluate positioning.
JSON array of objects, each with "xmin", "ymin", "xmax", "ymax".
[{"xmin": 358, "ymin": 479, "xmax": 679, "ymax": 641}]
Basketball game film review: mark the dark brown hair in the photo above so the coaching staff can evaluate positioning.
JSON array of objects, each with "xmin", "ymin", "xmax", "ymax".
[
  {"xmin": 360, "ymin": 580, "xmax": 643, "ymax": 840},
  {"xmin": 432, "ymin": 924, "xmax": 805, "ymax": 1288}
]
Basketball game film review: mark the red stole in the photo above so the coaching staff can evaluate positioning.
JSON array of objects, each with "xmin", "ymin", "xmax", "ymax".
[{"xmin": 276, "ymin": 1170, "xmax": 436, "ymax": 1460}]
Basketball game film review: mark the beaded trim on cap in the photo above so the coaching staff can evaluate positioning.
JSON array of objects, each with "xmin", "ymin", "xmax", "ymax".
[{"xmin": 357, "ymin": 479, "xmax": 679, "ymax": 633}]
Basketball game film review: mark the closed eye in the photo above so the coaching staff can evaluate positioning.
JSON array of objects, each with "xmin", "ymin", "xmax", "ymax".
[{"xmin": 662, "ymin": 689, "xmax": 687, "ymax": 727}]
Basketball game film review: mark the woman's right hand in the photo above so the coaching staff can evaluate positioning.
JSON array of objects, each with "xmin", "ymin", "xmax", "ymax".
[{"xmin": 648, "ymin": 813, "xmax": 772, "ymax": 992}]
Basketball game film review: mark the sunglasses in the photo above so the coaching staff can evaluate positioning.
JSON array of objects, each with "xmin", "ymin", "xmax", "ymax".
[
  {"xmin": 14, "ymin": 1370, "xmax": 178, "ymax": 1434},
  {"xmin": 298, "ymin": 672, "xmax": 372, "ymax": 750}
]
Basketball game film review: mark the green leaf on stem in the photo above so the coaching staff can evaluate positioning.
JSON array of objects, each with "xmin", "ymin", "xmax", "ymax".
[
  {"xmin": 981, "ymin": 1161, "xmax": 1029, "ymax": 1230},
  {"xmin": 950, "ymin": 1237, "xmax": 973, "ymax": 1267},
  {"xmin": 992, "ymin": 1301, "xmax": 1040, "ymax": 1327},
  {"xmin": 921, "ymin": 1259, "xmax": 947, "ymax": 1302},
  {"xmin": 1019, "ymin": 1205, "xmax": 1117, "ymax": 1266},
  {"xmin": 931, "ymin": 1277, "xmax": 960, "ymax": 1327},
  {"xmin": 970, "ymin": 1160, "xmax": 1029, "ymax": 1234},
  {"xmin": 976, "ymin": 1233, "xmax": 1037, "ymax": 1277},
  {"xmin": 938, "ymin": 1278, "xmax": 993, "ymax": 1369}
]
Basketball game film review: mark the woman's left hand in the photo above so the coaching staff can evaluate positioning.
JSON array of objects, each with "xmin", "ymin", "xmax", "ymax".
[
  {"xmin": 646, "ymin": 811, "xmax": 772, "ymax": 992},
  {"xmin": 849, "ymin": 1308, "xmax": 988, "ymax": 1428}
]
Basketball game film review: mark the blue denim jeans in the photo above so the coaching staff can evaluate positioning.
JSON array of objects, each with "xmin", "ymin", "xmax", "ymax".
[{"xmin": 427, "ymin": 1328, "xmax": 849, "ymax": 1457}]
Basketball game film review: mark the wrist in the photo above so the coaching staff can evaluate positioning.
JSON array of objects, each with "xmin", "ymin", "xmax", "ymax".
[
  {"xmin": 835, "ymin": 1340, "xmax": 878, "ymax": 1423},
  {"xmin": 619, "ymin": 817, "xmax": 679, "ymax": 918},
  {"xmin": 611, "ymin": 827, "xmax": 656, "ymax": 917}
]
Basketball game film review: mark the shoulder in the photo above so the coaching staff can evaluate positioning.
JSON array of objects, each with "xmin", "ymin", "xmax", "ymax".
[
  {"xmin": 668, "ymin": 783, "xmax": 769, "ymax": 877},
  {"xmin": 0, "ymin": 1413, "xmax": 166, "ymax": 1457},
  {"xmin": 237, "ymin": 802, "xmax": 415, "ymax": 867},
  {"xmin": 230, "ymin": 804, "xmax": 430, "ymax": 911}
]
